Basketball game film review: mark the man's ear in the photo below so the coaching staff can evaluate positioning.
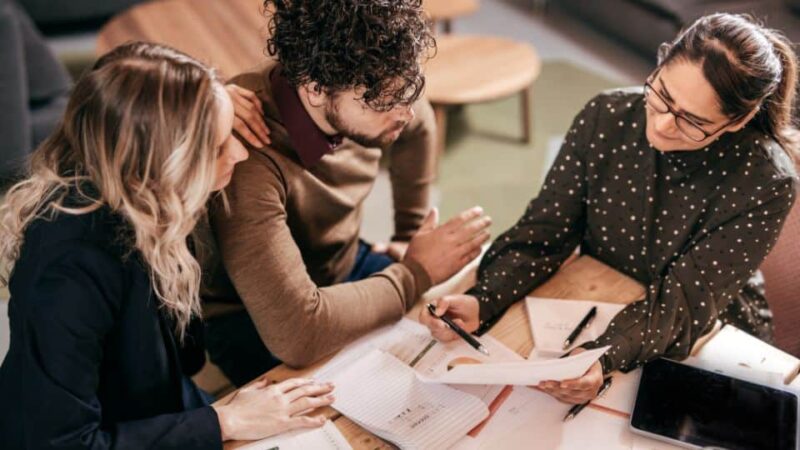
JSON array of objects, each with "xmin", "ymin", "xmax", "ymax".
[
  {"xmin": 729, "ymin": 106, "xmax": 760, "ymax": 132},
  {"xmin": 300, "ymin": 82, "xmax": 328, "ymax": 108}
]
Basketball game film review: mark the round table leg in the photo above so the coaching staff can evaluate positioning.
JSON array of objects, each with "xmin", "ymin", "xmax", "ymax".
[{"xmin": 520, "ymin": 85, "xmax": 533, "ymax": 144}]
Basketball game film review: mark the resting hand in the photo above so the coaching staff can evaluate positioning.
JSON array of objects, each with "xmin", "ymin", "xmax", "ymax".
[
  {"xmin": 535, "ymin": 347, "xmax": 604, "ymax": 404},
  {"xmin": 225, "ymin": 84, "xmax": 271, "ymax": 147},
  {"xmin": 404, "ymin": 207, "xmax": 491, "ymax": 285},
  {"xmin": 213, "ymin": 377, "xmax": 334, "ymax": 441}
]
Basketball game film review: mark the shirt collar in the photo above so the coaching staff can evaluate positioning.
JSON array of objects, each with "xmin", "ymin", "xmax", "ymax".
[{"xmin": 270, "ymin": 66, "xmax": 342, "ymax": 168}]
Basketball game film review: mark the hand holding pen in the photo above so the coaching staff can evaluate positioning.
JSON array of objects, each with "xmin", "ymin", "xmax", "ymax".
[
  {"xmin": 419, "ymin": 296, "xmax": 489, "ymax": 356},
  {"xmin": 563, "ymin": 376, "xmax": 614, "ymax": 421}
]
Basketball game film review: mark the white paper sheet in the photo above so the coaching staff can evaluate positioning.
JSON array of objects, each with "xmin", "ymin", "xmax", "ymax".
[
  {"xmin": 237, "ymin": 420, "xmax": 352, "ymax": 450},
  {"xmin": 323, "ymin": 349, "xmax": 489, "ymax": 450},
  {"xmin": 692, "ymin": 324, "xmax": 800, "ymax": 384},
  {"xmin": 418, "ymin": 346, "xmax": 610, "ymax": 385},
  {"xmin": 313, "ymin": 318, "xmax": 522, "ymax": 408},
  {"xmin": 525, "ymin": 296, "xmax": 626, "ymax": 357}
]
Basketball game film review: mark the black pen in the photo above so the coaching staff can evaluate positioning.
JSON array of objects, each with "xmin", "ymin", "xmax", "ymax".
[
  {"xmin": 563, "ymin": 376, "xmax": 613, "ymax": 422},
  {"xmin": 562, "ymin": 306, "xmax": 597, "ymax": 350},
  {"xmin": 426, "ymin": 303, "xmax": 490, "ymax": 356}
]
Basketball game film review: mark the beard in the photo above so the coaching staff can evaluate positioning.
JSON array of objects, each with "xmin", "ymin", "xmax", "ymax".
[{"xmin": 325, "ymin": 105, "xmax": 407, "ymax": 149}]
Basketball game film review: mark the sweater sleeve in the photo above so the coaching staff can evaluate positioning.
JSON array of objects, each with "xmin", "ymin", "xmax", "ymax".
[
  {"xmin": 10, "ymin": 242, "xmax": 222, "ymax": 450},
  {"xmin": 387, "ymin": 99, "xmax": 438, "ymax": 241},
  {"xmin": 581, "ymin": 178, "xmax": 797, "ymax": 373},
  {"xmin": 210, "ymin": 153, "xmax": 432, "ymax": 368},
  {"xmin": 469, "ymin": 97, "xmax": 602, "ymax": 333}
]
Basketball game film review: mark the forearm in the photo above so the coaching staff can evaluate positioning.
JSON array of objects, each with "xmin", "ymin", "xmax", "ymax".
[
  {"xmin": 237, "ymin": 261, "xmax": 429, "ymax": 368},
  {"xmin": 389, "ymin": 99, "xmax": 437, "ymax": 240}
]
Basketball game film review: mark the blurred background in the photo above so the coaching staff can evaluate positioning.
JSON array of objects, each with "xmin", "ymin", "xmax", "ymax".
[{"xmin": 2, "ymin": 0, "xmax": 800, "ymax": 386}]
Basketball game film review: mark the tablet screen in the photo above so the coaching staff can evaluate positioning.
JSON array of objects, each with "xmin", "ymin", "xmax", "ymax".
[{"xmin": 631, "ymin": 358, "xmax": 797, "ymax": 450}]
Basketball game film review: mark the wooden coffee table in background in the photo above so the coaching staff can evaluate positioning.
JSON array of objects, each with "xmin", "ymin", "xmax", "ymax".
[
  {"xmin": 424, "ymin": 34, "xmax": 542, "ymax": 152},
  {"xmin": 96, "ymin": 0, "xmax": 269, "ymax": 79}
]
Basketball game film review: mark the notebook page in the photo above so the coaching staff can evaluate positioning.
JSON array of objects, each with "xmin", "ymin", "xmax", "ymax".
[
  {"xmin": 525, "ymin": 297, "xmax": 626, "ymax": 357},
  {"xmin": 314, "ymin": 318, "xmax": 433, "ymax": 381},
  {"xmin": 237, "ymin": 420, "xmax": 353, "ymax": 450},
  {"xmin": 326, "ymin": 349, "xmax": 489, "ymax": 450}
]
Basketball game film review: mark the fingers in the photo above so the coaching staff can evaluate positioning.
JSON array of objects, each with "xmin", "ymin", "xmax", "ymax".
[
  {"xmin": 289, "ymin": 393, "xmax": 336, "ymax": 415},
  {"xmin": 458, "ymin": 231, "xmax": 491, "ymax": 262},
  {"xmin": 434, "ymin": 297, "xmax": 450, "ymax": 316},
  {"xmin": 538, "ymin": 378, "xmax": 601, "ymax": 405},
  {"xmin": 227, "ymin": 86, "xmax": 271, "ymax": 146},
  {"xmin": 537, "ymin": 383, "xmax": 592, "ymax": 404},
  {"xmin": 234, "ymin": 117, "xmax": 267, "ymax": 148},
  {"xmin": 560, "ymin": 377, "xmax": 595, "ymax": 391},
  {"xmin": 285, "ymin": 415, "xmax": 327, "ymax": 431},
  {"xmin": 459, "ymin": 215, "xmax": 493, "ymax": 236},
  {"xmin": 419, "ymin": 207, "xmax": 439, "ymax": 232},
  {"xmin": 421, "ymin": 301, "xmax": 459, "ymax": 342},
  {"xmin": 372, "ymin": 242, "xmax": 388, "ymax": 253},
  {"xmin": 274, "ymin": 378, "xmax": 316, "ymax": 394},
  {"xmin": 442, "ymin": 206, "xmax": 484, "ymax": 233},
  {"xmin": 284, "ymin": 382, "xmax": 334, "ymax": 402}
]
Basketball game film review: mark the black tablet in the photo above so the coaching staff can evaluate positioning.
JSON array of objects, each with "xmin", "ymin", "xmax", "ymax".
[{"xmin": 630, "ymin": 358, "xmax": 799, "ymax": 450}]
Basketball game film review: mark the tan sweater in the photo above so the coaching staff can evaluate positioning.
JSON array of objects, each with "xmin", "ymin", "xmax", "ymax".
[{"xmin": 204, "ymin": 62, "xmax": 437, "ymax": 368}]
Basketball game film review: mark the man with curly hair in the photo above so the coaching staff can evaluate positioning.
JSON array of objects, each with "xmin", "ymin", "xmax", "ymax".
[{"xmin": 202, "ymin": 0, "xmax": 492, "ymax": 384}]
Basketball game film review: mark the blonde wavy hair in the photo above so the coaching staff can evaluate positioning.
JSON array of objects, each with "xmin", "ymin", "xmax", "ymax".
[{"xmin": 0, "ymin": 42, "xmax": 223, "ymax": 336}]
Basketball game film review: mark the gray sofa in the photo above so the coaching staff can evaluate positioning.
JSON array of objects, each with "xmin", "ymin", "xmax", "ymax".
[
  {"xmin": 17, "ymin": 0, "xmax": 144, "ymax": 32},
  {"xmin": 554, "ymin": 0, "xmax": 800, "ymax": 62},
  {"xmin": 0, "ymin": 0, "xmax": 71, "ymax": 181}
]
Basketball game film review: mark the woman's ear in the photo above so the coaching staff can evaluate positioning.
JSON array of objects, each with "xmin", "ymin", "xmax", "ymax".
[{"xmin": 729, "ymin": 106, "xmax": 760, "ymax": 132}]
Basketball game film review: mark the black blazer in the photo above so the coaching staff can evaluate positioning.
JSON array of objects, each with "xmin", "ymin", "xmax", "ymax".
[{"xmin": 0, "ymin": 203, "xmax": 222, "ymax": 449}]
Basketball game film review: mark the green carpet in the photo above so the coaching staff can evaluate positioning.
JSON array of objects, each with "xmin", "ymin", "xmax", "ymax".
[{"xmin": 437, "ymin": 60, "xmax": 623, "ymax": 237}]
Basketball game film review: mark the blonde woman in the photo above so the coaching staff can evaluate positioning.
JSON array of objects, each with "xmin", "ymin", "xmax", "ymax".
[{"xmin": 0, "ymin": 42, "xmax": 334, "ymax": 449}]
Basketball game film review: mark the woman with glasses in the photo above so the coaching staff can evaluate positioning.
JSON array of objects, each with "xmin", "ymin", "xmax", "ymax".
[
  {"xmin": 0, "ymin": 42, "xmax": 334, "ymax": 449},
  {"xmin": 420, "ymin": 13, "xmax": 798, "ymax": 404}
]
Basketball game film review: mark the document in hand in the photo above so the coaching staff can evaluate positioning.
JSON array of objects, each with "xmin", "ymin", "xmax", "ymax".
[
  {"xmin": 324, "ymin": 349, "xmax": 489, "ymax": 450},
  {"xmin": 237, "ymin": 420, "xmax": 352, "ymax": 450},
  {"xmin": 525, "ymin": 296, "xmax": 625, "ymax": 357},
  {"xmin": 417, "ymin": 346, "xmax": 610, "ymax": 385}
]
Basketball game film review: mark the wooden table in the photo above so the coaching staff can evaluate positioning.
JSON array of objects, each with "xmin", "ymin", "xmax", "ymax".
[
  {"xmin": 220, "ymin": 256, "xmax": 645, "ymax": 449},
  {"xmin": 424, "ymin": 0, "xmax": 480, "ymax": 33}
]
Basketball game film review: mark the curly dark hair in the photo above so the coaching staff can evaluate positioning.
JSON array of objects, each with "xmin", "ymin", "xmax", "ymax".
[{"xmin": 265, "ymin": 0, "xmax": 436, "ymax": 111}]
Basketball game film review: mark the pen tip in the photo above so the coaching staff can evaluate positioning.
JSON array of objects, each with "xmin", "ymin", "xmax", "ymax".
[{"xmin": 479, "ymin": 346, "xmax": 490, "ymax": 356}]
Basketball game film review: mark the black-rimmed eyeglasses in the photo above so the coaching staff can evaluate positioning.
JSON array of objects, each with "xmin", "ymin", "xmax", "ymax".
[{"xmin": 643, "ymin": 79, "xmax": 742, "ymax": 142}]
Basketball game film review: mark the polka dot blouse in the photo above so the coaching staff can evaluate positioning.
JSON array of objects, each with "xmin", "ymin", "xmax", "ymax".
[{"xmin": 469, "ymin": 89, "xmax": 799, "ymax": 374}]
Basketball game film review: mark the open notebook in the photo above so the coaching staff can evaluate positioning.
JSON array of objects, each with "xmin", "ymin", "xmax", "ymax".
[{"xmin": 323, "ymin": 349, "xmax": 489, "ymax": 450}]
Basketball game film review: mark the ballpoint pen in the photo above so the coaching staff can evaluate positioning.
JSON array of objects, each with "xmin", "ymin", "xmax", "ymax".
[
  {"xmin": 563, "ymin": 376, "xmax": 614, "ymax": 421},
  {"xmin": 563, "ymin": 306, "xmax": 597, "ymax": 350},
  {"xmin": 426, "ymin": 303, "xmax": 490, "ymax": 356}
]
